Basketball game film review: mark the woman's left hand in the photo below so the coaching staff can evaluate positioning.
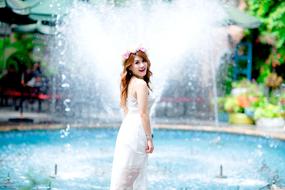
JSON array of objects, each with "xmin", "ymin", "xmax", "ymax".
[{"xmin": 145, "ymin": 139, "xmax": 154, "ymax": 153}]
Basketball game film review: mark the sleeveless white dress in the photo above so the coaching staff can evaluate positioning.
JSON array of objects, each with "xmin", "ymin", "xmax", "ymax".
[{"xmin": 110, "ymin": 96, "xmax": 153, "ymax": 190}]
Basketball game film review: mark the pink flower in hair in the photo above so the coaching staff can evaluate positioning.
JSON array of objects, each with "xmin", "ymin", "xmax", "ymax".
[
  {"xmin": 122, "ymin": 46, "xmax": 147, "ymax": 60},
  {"xmin": 136, "ymin": 47, "xmax": 146, "ymax": 52},
  {"xmin": 123, "ymin": 51, "xmax": 131, "ymax": 60}
]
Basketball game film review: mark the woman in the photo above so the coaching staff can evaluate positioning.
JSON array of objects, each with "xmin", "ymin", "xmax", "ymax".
[{"xmin": 110, "ymin": 47, "xmax": 154, "ymax": 190}]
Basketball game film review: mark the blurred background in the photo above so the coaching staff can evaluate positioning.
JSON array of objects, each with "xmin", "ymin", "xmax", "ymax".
[{"xmin": 0, "ymin": 0, "xmax": 284, "ymax": 127}]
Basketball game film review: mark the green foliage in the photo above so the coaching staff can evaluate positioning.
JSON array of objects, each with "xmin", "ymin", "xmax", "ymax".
[
  {"xmin": 6, "ymin": 51, "xmax": 33, "ymax": 71},
  {"xmin": 254, "ymin": 103, "xmax": 282, "ymax": 119},
  {"xmin": 0, "ymin": 33, "xmax": 35, "ymax": 72},
  {"xmin": 222, "ymin": 79, "xmax": 262, "ymax": 113},
  {"xmin": 222, "ymin": 80, "xmax": 285, "ymax": 120},
  {"xmin": 245, "ymin": 0, "xmax": 285, "ymax": 82},
  {"xmin": 13, "ymin": 33, "xmax": 34, "ymax": 52},
  {"xmin": 0, "ymin": 37, "xmax": 11, "ymax": 71},
  {"xmin": 266, "ymin": 2, "xmax": 285, "ymax": 49},
  {"xmin": 224, "ymin": 96, "xmax": 243, "ymax": 113},
  {"xmin": 257, "ymin": 63, "xmax": 271, "ymax": 83},
  {"xmin": 246, "ymin": 0, "xmax": 285, "ymax": 58}
]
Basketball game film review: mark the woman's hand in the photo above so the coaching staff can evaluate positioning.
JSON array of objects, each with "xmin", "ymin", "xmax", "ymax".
[{"xmin": 145, "ymin": 139, "xmax": 154, "ymax": 153}]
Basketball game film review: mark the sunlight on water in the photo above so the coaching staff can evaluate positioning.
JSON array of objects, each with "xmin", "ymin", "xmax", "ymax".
[{"xmin": 1, "ymin": 129, "xmax": 285, "ymax": 189}]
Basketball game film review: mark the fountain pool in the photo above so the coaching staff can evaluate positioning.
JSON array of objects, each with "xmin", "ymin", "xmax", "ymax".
[{"xmin": 0, "ymin": 127, "xmax": 285, "ymax": 190}]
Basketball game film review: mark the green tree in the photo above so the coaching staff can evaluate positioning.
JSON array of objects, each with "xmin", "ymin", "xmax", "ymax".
[
  {"xmin": 244, "ymin": 0, "xmax": 285, "ymax": 82},
  {"xmin": 0, "ymin": 33, "xmax": 34, "ymax": 72}
]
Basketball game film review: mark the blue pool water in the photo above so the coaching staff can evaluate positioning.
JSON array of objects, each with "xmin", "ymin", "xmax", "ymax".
[{"xmin": 0, "ymin": 128, "xmax": 285, "ymax": 190}]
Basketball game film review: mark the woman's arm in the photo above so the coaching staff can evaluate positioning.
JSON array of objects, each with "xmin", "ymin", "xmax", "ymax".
[{"xmin": 136, "ymin": 79, "xmax": 154, "ymax": 153}]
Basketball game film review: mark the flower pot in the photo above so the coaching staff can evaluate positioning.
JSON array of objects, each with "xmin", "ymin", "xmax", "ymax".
[
  {"xmin": 229, "ymin": 113, "xmax": 254, "ymax": 125},
  {"xmin": 231, "ymin": 88, "xmax": 247, "ymax": 96},
  {"xmin": 281, "ymin": 111, "xmax": 285, "ymax": 119},
  {"xmin": 256, "ymin": 118, "xmax": 285, "ymax": 131},
  {"xmin": 218, "ymin": 112, "xmax": 229, "ymax": 122}
]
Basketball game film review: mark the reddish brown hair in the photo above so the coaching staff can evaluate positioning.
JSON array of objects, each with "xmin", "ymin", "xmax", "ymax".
[{"xmin": 120, "ymin": 50, "xmax": 152, "ymax": 110}]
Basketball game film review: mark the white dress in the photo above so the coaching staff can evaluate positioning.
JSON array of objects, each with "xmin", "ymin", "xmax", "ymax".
[{"xmin": 110, "ymin": 96, "xmax": 152, "ymax": 190}]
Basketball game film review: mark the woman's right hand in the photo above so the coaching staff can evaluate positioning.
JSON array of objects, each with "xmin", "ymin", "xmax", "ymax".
[{"xmin": 145, "ymin": 139, "xmax": 154, "ymax": 153}]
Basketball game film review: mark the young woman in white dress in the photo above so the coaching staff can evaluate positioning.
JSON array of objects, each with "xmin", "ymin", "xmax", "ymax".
[{"xmin": 110, "ymin": 47, "xmax": 154, "ymax": 190}]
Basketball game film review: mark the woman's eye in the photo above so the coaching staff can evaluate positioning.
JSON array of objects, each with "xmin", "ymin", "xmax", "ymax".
[{"xmin": 135, "ymin": 61, "xmax": 139, "ymax": 64}]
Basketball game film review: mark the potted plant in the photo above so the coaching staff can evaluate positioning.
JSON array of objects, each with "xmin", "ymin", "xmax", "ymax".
[
  {"xmin": 265, "ymin": 72, "xmax": 283, "ymax": 97},
  {"xmin": 254, "ymin": 102, "xmax": 285, "ymax": 130},
  {"xmin": 224, "ymin": 95, "xmax": 255, "ymax": 125},
  {"xmin": 223, "ymin": 80, "xmax": 261, "ymax": 125}
]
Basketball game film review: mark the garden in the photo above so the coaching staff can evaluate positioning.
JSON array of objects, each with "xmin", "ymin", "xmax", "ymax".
[{"xmin": 218, "ymin": 0, "xmax": 285, "ymax": 129}]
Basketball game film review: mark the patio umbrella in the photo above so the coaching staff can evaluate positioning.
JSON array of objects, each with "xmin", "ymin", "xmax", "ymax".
[
  {"xmin": 224, "ymin": 6, "xmax": 261, "ymax": 29},
  {"xmin": 11, "ymin": 0, "xmax": 75, "ymax": 35},
  {"xmin": 12, "ymin": 20, "xmax": 56, "ymax": 35},
  {"xmin": 28, "ymin": 0, "xmax": 73, "ymax": 22},
  {"xmin": 5, "ymin": 0, "xmax": 40, "ymax": 15},
  {"xmin": 0, "ymin": 0, "xmax": 61, "ymax": 34}
]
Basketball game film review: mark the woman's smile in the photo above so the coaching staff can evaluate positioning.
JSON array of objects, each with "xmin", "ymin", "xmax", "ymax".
[{"xmin": 129, "ymin": 55, "xmax": 148, "ymax": 78}]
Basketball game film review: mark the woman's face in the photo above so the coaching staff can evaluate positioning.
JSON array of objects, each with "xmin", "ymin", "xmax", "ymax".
[{"xmin": 129, "ymin": 55, "xmax": 147, "ymax": 78}]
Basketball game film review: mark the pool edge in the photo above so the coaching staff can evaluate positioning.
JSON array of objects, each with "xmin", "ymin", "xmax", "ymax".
[{"xmin": 1, "ymin": 123, "xmax": 285, "ymax": 140}]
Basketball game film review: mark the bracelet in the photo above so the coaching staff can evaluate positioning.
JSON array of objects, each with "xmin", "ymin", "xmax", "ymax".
[{"xmin": 146, "ymin": 134, "xmax": 153, "ymax": 140}]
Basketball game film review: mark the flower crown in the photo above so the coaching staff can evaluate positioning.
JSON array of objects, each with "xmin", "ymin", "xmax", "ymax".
[{"xmin": 122, "ymin": 47, "xmax": 146, "ymax": 60}]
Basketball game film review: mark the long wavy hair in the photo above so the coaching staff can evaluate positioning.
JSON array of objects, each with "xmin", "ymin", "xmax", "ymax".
[{"xmin": 120, "ymin": 50, "xmax": 152, "ymax": 110}]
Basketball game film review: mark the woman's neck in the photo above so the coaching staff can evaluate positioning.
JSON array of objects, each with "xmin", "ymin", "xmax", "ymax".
[{"xmin": 132, "ymin": 74, "xmax": 144, "ymax": 80}]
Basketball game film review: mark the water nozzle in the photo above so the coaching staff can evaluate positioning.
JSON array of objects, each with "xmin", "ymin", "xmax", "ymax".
[
  {"xmin": 54, "ymin": 164, "xmax": 58, "ymax": 176},
  {"xmin": 216, "ymin": 164, "xmax": 227, "ymax": 178}
]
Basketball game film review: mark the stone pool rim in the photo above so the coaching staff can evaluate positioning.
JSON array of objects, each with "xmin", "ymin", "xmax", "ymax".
[{"xmin": 0, "ymin": 123, "xmax": 285, "ymax": 141}]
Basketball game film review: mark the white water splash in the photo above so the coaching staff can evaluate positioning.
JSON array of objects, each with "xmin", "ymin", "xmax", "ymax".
[{"xmin": 51, "ymin": 0, "xmax": 230, "ymax": 120}]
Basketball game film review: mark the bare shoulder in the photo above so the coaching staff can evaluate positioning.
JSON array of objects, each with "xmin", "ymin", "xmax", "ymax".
[
  {"xmin": 133, "ymin": 78, "xmax": 148, "ymax": 96},
  {"xmin": 133, "ymin": 78, "xmax": 147, "ymax": 88}
]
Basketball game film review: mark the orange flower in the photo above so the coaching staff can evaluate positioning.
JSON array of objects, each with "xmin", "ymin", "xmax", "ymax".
[
  {"xmin": 248, "ymin": 96, "xmax": 258, "ymax": 103},
  {"xmin": 237, "ymin": 95, "xmax": 250, "ymax": 108}
]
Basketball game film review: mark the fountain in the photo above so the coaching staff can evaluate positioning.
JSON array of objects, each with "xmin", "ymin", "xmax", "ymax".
[
  {"xmin": 1, "ymin": 128, "xmax": 285, "ymax": 189},
  {"xmin": 1, "ymin": 0, "xmax": 285, "ymax": 190},
  {"xmin": 48, "ymin": 0, "xmax": 231, "ymax": 125}
]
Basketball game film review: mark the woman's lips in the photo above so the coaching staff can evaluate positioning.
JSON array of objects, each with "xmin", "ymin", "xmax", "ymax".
[{"xmin": 139, "ymin": 68, "xmax": 146, "ymax": 72}]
